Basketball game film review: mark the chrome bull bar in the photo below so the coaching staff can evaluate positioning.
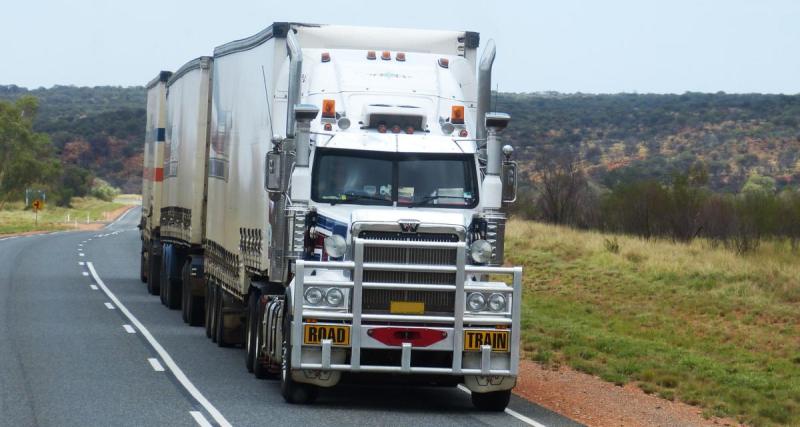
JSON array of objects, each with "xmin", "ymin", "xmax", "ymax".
[{"xmin": 292, "ymin": 237, "xmax": 522, "ymax": 376}]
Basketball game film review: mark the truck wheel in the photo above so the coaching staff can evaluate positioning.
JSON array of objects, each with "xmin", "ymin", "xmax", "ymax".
[
  {"xmin": 165, "ymin": 273, "xmax": 182, "ymax": 310},
  {"xmin": 205, "ymin": 279, "xmax": 214, "ymax": 339},
  {"xmin": 215, "ymin": 287, "xmax": 231, "ymax": 347},
  {"xmin": 147, "ymin": 245, "xmax": 161, "ymax": 296},
  {"xmin": 251, "ymin": 296, "xmax": 272, "ymax": 379},
  {"xmin": 245, "ymin": 291, "xmax": 260, "ymax": 372},
  {"xmin": 280, "ymin": 307, "xmax": 318, "ymax": 404},
  {"xmin": 471, "ymin": 390, "xmax": 511, "ymax": 412},
  {"xmin": 140, "ymin": 248, "xmax": 147, "ymax": 283}
]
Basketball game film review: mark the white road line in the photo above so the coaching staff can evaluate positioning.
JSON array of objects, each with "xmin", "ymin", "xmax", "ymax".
[
  {"xmin": 148, "ymin": 358, "xmax": 165, "ymax": 372},
  {"xmin": 104, "ymin": 302, "xmax": 115, "ymax": 310},
  {"xmin": 190, "ymin": 411, "xmax": 213, "ymax": 427},
  {"xmin": 106, "ymin": 207, "xmax": 135, "ymax": 229},
  {"xmin": 89, "ymin": 284, "xmax": 98, "ymax": 290},
  {"xmin": 79, "ymin": 253, "xmax": 85, "ymax": 257},
  {"xmin": 456, "ymin": 385, "xmax": 546, "ymax": 427},
  {"xmin": 123, "ymin": 324, "xmax": 136, "ymax": 334},
  {"xmin": 82, "ymin": 272, "xmax": 89, "ymax": 276},
  {"xmin": 78, "ymin": 262, "xmax": 85, "ymax": 266},
  {"xmin": 86, "ymin": 262, "xmax": 231, "ymax": 427}
]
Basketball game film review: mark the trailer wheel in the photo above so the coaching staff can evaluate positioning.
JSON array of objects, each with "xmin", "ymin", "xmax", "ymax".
[
  {"xmin": 214, "ymin": 287, "xmax": 232, "ymax": 347},
  {"xmin": 146, "ymin": 243, "xmax": 161, "ymax": 296},
  {"xmin": 181, "ymin": 261, "xmax": 191, "ymax": 323},
  {"xmin": 165, "ymin": 271, "xmax": 182, "ymax": 310},
  {"xmin": 139, "ymin": 247, "xmax": 147, "ymax": 283},
  {"xmin": 280, "ymin": 304, "xmax": 318, "ymax": 404},
  {"xmin": 245, "ymin": 291, "xmax": 260, "ymax": 372},
  {"xmin": 470, "ymin": 389, "xmax": 511, "ymax": 412},
  {"xmin": 205, "ymin": 279, "xmax": 214, "ymax": 339},
  {"xmin": 159, "ymin": 255, "xmax": 168, "ymax": 306}
]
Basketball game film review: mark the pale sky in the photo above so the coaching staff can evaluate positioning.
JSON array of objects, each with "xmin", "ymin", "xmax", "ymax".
[{"xmin": 3, "ymin": 0, "xmax": 799, "ymax": 94}]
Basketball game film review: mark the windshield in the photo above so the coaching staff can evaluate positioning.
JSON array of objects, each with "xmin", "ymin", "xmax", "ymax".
[{"xmin": 312, "ymin": 148, "xmax": 478, "ymax": 208}]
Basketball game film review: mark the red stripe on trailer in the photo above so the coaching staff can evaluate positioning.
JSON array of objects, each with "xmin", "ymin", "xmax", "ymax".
[{"xmin": 153, "ymin": 167, "xmax": 164, "ymax": 182}]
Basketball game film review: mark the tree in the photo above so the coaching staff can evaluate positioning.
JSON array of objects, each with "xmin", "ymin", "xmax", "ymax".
[
  {"xmin": 0, "ymin": 97, "xmax": 61, "ymax": 208},
  {"xmin": 535, "ymin": 150, "xmax": 588, "ymax": 225}
]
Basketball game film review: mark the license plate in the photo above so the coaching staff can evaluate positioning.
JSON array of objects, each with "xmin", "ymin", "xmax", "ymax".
[
  {"xmin": 463, "ymin": 330, "xmax": 510, "ymax": 352},
  {"xmin": 303, "ymin": 324, "xmax": 350, "ymax": 346},
  {"xmin": 390, "ymin": 301, "xmax": 425, "ymax": 314}
]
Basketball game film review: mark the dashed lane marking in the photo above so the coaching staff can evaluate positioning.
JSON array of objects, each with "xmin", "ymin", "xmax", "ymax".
[
  {"xmin": 104, "ymin": 302, "xmax": 115, "ymax": 310},
  {"xmin": 86, "ymin": 262, "xmax": 231, "ymax": 427},
  {"xmin": 89, "ymin": 285, "xmax": 98, "ymax": 290},
  {"xmin": 190, "ymin": 411, "xmax": 213, "ymax": 427},
  {"xmin": 148, "ymin": 358, "xmax": 165, "ymax": 372},
  {"xmin": 123, "ymin": 324, "xmax": 136, "ymax": 334}
]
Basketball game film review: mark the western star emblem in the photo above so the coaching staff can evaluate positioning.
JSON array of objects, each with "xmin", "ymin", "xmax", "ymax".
[{"xmin": 398, "ymin": 220, "xmax": 420, "ymax": 233}]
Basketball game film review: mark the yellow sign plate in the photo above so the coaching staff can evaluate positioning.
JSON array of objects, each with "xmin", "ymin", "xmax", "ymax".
[
  {"xmin": 303, "ymin": 324, "xmax": 350, "ymax": 346},
  {"xmin": 463, "ymin": 330, "xmax": 510, "ymax": 352},
  {"xmin": 32, "ymin": 199, "xmax": 44, "ymax": 211},
  {"xmin": 390, "ymin": 301, "xmax": 425, "ymax": 315}
]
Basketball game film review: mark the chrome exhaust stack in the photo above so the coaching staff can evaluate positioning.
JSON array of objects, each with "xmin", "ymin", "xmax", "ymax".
[
  {"xmin": 476, "ymin": 39, "xmax": 496, "ymax": 143},
  {"xmin": 286, "ymin": 30, "xmax": 303, "ymax": 138}
]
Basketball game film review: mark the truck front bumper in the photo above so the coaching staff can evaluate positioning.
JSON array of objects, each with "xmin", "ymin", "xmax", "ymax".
[{"xmin": 291, "ymin": 238, "xmax": 522, "ymax": 391}]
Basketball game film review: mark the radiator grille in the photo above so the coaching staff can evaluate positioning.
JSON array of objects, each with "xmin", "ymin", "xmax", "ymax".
[{"xmin": 358, "ymin": 230, "xmax": 460, "ymax": 316}]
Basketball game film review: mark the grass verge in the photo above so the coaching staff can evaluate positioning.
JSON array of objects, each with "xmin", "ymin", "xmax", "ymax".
[
  {"xmin": 0, "ymin": 197, "xmax": 126, "ymax": 235},
  {"xmin": 508, "ymin": 220, "xmax": 800, "ymax": 426}
]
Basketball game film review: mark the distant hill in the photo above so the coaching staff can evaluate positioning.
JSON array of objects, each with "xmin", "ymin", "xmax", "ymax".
[
  {"xmin": 0, "ymin": 85, "xmax": 145, "ymax": 193},
  {"xmin": 500, "ymin": 92, "xmax": 800, "ymax": 192},
  {"xmin": 2, "ymin": 85, "xmax": 799, "ymax": 194}
]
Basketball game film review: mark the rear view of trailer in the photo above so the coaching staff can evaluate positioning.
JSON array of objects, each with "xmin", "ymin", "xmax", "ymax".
[{"xmin": 140, "ymin": 71, "xmax": 171, "ymax": 289}]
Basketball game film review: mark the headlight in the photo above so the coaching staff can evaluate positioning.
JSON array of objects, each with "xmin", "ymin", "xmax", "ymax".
[
  {"xmin": 304, "ymin": 287, "xmax": 324, "ymax": 305},
  {"xmin": 487, "ymin": 293, "xmax": 506, "ymax": 312},
  {"xmin": 467, "ymin": 292, "xmax": 486, "ymax": 312},
  {"xmin": 470, "ymin": 239, "xmax": 493, "ymax": 264},
  {"xmin": 325, "ymin": 288, "xmax": 344, "ymax": 306},
  {"xmin": 324, "ymin": 234, "xmax": 347, "ymax": 258}
]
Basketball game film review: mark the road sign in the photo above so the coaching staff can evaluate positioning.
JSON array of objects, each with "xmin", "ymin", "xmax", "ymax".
[{"xmin": 32, "ymin": 199, "xmax": 44, "ymax": 211}]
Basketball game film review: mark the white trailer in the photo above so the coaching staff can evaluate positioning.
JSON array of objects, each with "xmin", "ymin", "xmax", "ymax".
[
  {"xmin": 155, "ymin": 57, "xmax": 214, "ymax": 323},
  {"xmin": 140, "ymin": 71, "xmax": 171, "ymax": 294},
  {"xmin": 146, "ymin": 22, "xmax": 522, "ymax": 411}
]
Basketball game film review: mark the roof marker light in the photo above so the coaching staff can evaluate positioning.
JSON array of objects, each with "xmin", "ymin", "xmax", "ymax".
[
  {"xmin": 451, "ymin": 105, "xmax": 465, "ymax": 125},
  {"xmin": 459, "ymin": 129, "xmax": 468, "ymax": 137},
  {"xmin": 322, "ymin": 99, "xmax": 336, "ymax": 119},
  {"xmin": 396, "ymin": 52, "xmax": 406, "ymax": 62},
  {"xmin": 321, "ymin": 52, "xmax": 331, "ymax": 63},
  {"xmin": 367, "ymin": 50, "xmax": 376, "ymax": 60},
  {"xmin": 381, "ymin": 51, "xmax": 391, "ymax": 61},
  {"xmin": 438, "ymin": 58, "xmax": 449, "ymax": 68}
]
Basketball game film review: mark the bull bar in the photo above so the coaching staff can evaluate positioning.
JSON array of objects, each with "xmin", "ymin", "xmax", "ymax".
[{"xmin": 291, "ymin": 237, "xmax": 522, "ymax": 377}]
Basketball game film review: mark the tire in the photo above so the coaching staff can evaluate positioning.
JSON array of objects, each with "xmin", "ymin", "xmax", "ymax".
[
  {"xmin": 205, "ymin": 279, "xmax": 214, "ymax": 339},
  {"xmin": 251, "ymin": 295, "xmax": 271, "ymax": 379},
  {"xmin": 159, "ymin": 255, "xmax": 168, "ymax": 306},
  {"xmin": 214, "ymin": 286, "xmax": 231, "ymax": 347},
  {"xmin": 165, "ymin": 271, "xmax": 182, "ymax": 310},
  {"xmin": 471, "ymin": 390, "xmax": 511, "ymax": 412},
  {"xmin": 147, "ymin": 245, "xmax": 161, "ymax": 296},
  {"xmin": 280, "ymin": 304, "xmax": 318, "ymax": 404},
  {"xmin": 139, "ymin": 248, "xmax": 147, "ymax": 283},
  {"xmin": 246, "ymin": 291, "xmax": 260, "ymax": 373},
  {"xmin": 181, "ymin": 262, "xmax": 191, "ymax": 323}
]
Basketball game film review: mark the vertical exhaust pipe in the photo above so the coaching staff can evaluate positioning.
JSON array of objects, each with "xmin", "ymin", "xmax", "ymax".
[
  {"xmin": 476, "ymin": 39, "xmax": 496, "ymax": 143},
  {"xmin": 286, "ymin": 30, "xmax": 302, "ymax": 138}
]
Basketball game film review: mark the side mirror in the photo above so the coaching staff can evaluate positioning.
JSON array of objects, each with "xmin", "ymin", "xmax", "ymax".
[
  {"xmin": 502, "ymin": 161, "xmax": 517, "ymax": 203},
  {"xmin": 265, "ymin": 151, "xmax": 282, "ymax": 193},
  {"xmin": 501, "ymin": 144, "xmax": 517, "ymax": 203}
]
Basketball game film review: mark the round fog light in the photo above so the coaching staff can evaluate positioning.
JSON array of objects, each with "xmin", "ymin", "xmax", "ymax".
[
  {"xmin": 324, "ymin": 234, "xmax": 347, "ymax": 258},
  {"xmin": 470, "ymin": 239, "xmax": 493, "ymax": 264},
  {"xmin": 325, "ymin": 288, "xmax": 344, "ymax": 306},
  {"xmin": 467, "ymin": 292, "xmax": 486, "ymax": 312},
  {"xmin": 487, "ymin": 293, "xmax": 506, "ymax": 312},
  {"xmin": 304, "ymin": 287, "xmax": 323, "ymax": 305}
]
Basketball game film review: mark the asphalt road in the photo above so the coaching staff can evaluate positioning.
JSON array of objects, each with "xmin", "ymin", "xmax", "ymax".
[{"xmin": 0, "ymin": 206, "xmax": 583, "ymax": 427}]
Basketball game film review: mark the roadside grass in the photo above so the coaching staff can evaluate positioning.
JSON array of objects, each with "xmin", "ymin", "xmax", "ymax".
[
  {"xmin": 0, "ymin": 197, "xmax": 126, "ymax": 235},
  {"xmin": 508, "ymin": 220, "xmax": 800, "ymax": 426}
]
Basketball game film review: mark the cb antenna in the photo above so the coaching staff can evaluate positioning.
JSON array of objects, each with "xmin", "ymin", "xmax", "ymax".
[{"xmin": 261, "ymin": 65, "xmax": 275, "ymax": 140}]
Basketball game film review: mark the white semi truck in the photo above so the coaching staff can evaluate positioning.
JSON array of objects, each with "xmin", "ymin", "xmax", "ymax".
[{"xmin": 141, "ymin": 22, "xmax": 522, "ymax": 411}]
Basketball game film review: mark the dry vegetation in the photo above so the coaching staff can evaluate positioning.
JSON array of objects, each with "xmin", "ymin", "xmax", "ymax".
[
  {"xmin": 507, "ymin": 220, "xmax": 799, "ymax": 425},
  {"xmin": 0, "ymin": 197, "xmax": 125, "ymax": 234}
]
